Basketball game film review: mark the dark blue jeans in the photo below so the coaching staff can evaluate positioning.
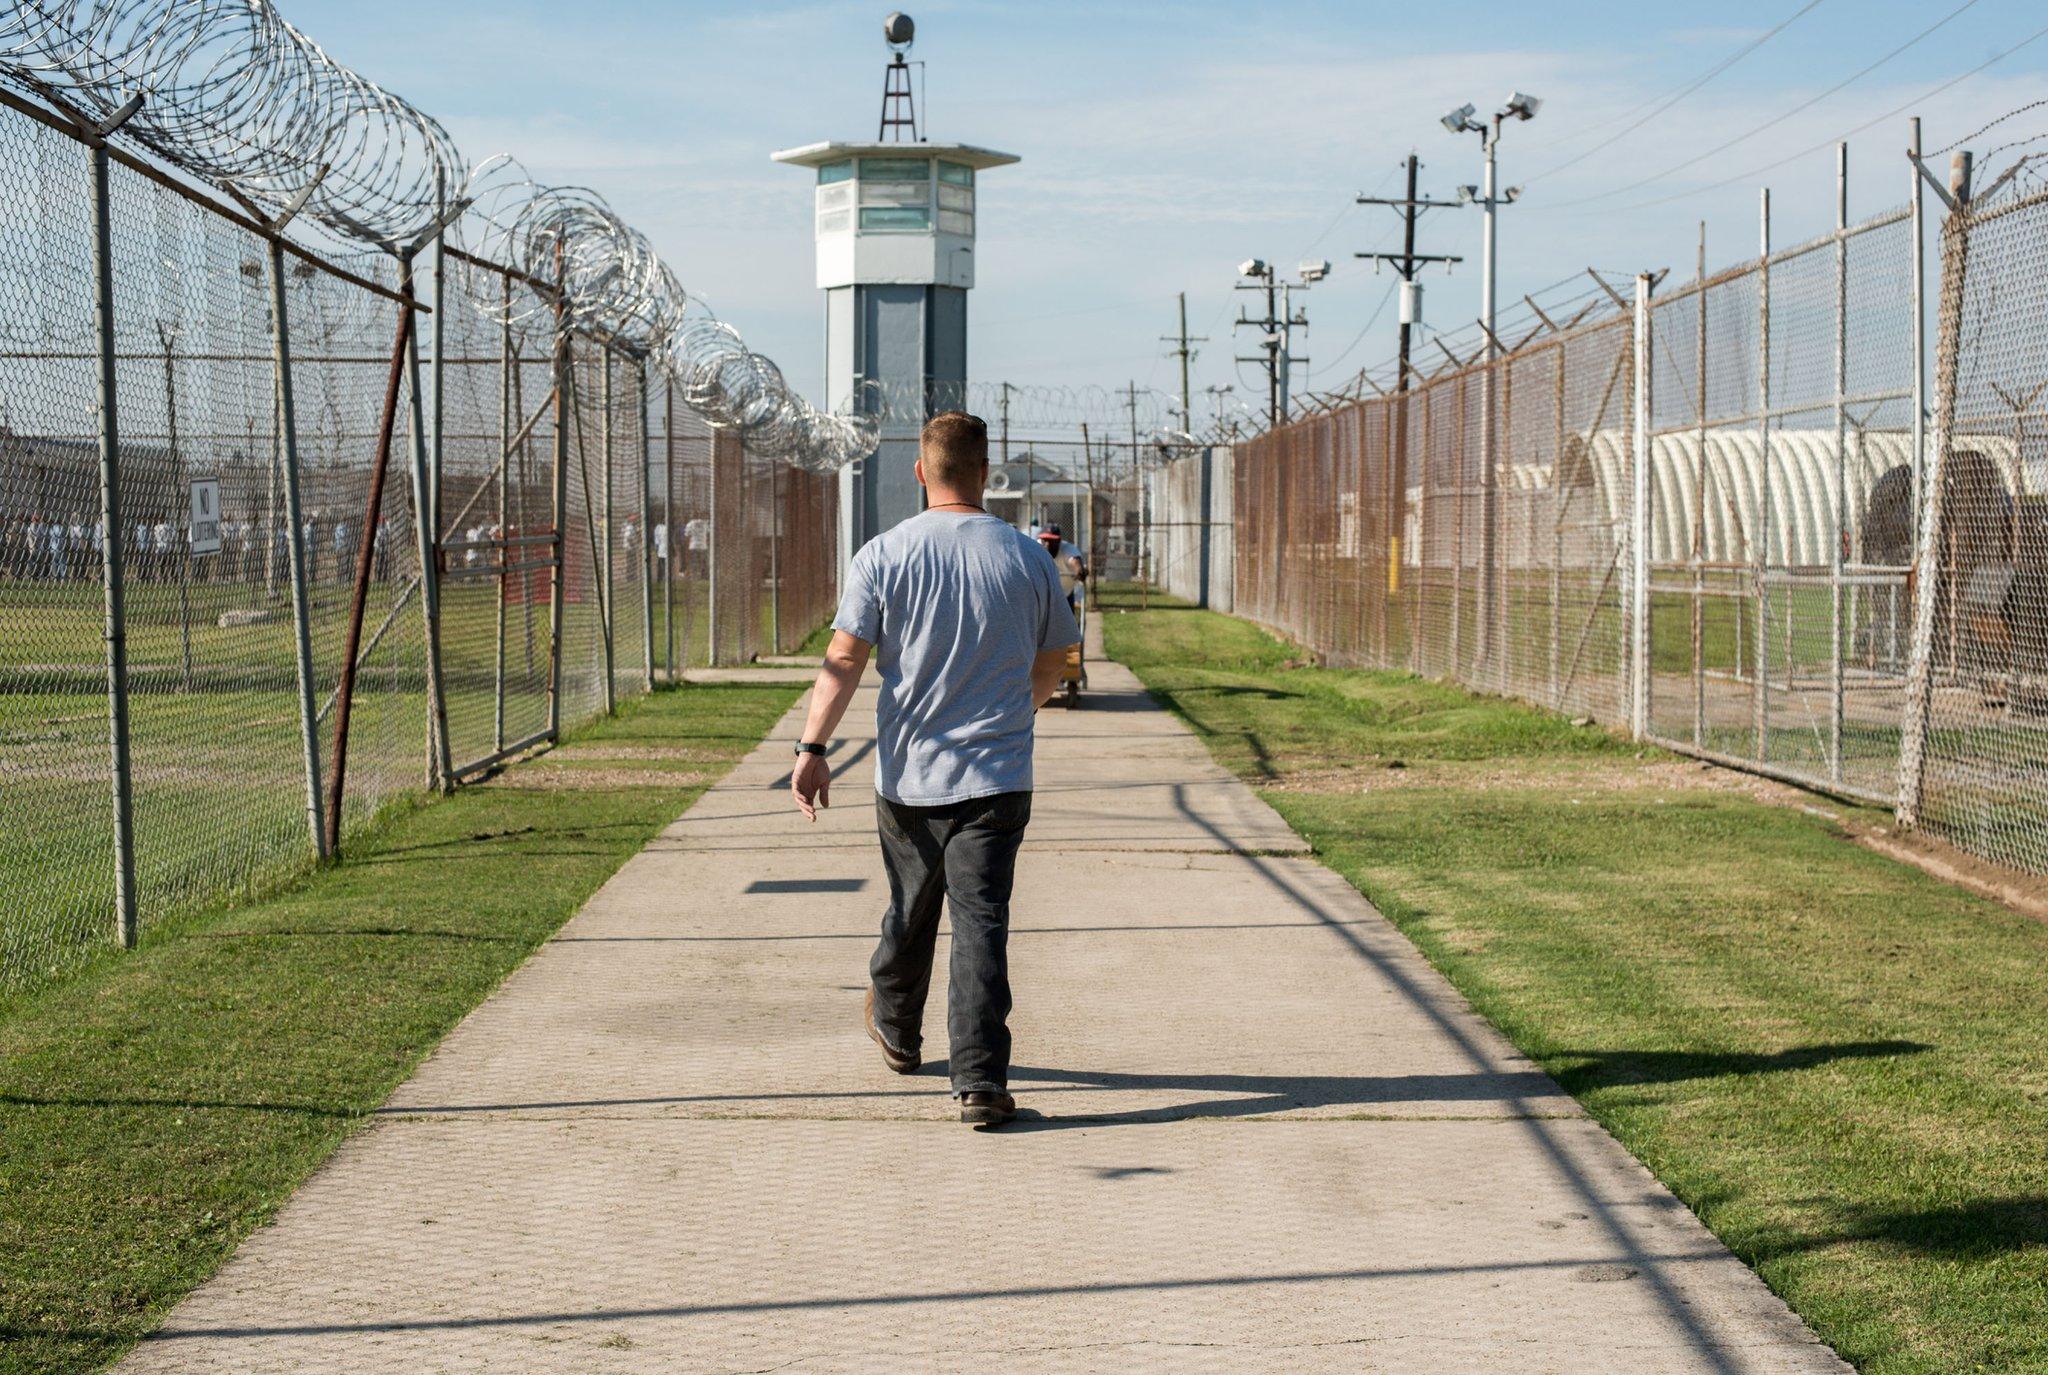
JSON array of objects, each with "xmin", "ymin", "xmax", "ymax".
[{"xmin": 869, "ymin": 790, "xmax": 1033, "ymax": 1096}]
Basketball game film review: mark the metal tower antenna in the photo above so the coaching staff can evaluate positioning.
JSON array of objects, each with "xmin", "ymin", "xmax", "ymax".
[{"xmin": 879, "ymin": 13, "xmax": 919, "ymax": 142}]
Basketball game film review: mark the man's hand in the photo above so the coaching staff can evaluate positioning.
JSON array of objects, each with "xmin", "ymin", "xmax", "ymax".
[
  {"xmin": 792, "ymin": 750, "xmax": 831, "ymax": 822},
  {"xmin": 789, "ymin": 631, "xmax": 871, "ymax": 823}
]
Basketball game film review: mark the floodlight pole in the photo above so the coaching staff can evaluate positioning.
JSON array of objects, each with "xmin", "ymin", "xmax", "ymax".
[{"xmin": 1475, "ymin": 116, "xmax": 1507, "ymax": 676}]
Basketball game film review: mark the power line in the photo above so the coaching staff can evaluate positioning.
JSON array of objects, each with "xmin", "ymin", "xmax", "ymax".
[
  {"xmin": 978, "ymin": 294, "xmax": 1162, "ymax": 326},
  {"xmin": 1293, "ymin": 161, "xmax": 1401, "ymax": 263},
  {"xmin": 1550, "ymin": 0, "xmax": 1981, "ymax": 209},
  {"xmin": 1522, "ymin": 0, "xmax": 1827, "ymax": 186},
  {"xmin": 1313, "ymin": 278, "xmax": 1398, "ymax": 377},
  {"xmin": 1608, "ymin": 19, "xmax": 2048, "ymax": 212}
]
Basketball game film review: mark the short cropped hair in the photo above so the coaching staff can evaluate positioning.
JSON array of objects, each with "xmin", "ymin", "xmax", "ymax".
[{"xmin": 920, "ymin": 411, "xmax": 989, "ymax": 489}]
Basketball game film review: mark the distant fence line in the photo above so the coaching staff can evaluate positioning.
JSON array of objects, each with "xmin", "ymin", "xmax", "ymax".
[
  {"xmin": 0, "ymin": 87, "xmax": 836, "ymax": 992},
  {"xmin": 1216, "ymin": 127, "xmax": 2048, "ymax": 879},
  {"xmin": 1147, "ymin": 446, "xmax": 1234, "ymax": 613}
]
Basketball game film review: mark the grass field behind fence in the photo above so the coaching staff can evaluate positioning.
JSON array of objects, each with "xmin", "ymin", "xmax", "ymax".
[
  {"xmin": 0, "ymin": 569, "xmax": 752, "ymax": 992},
  {"xmin": 1098, "ymin": 583, "xmax": 2048, "ymax": 1375},
  {"xmin": 0, "ymin": 678, "xmax": 803, "ymax": 1375}
]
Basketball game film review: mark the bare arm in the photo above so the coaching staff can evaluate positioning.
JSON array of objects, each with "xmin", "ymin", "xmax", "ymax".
[
  {"xmin": 791, "ymin": 630, "xmax": 871, "ymax": 821},
  {"xmin": 1031, "ymin": 645, "xmax": 1071, "ymax": 707}
]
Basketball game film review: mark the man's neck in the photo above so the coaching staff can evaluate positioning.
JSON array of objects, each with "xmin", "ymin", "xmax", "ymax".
[{"xmin": 925, "ymin": 492, "xmax": 984, "ymax": 511}]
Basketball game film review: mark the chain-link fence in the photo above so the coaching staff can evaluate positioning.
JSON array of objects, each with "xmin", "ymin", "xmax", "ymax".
[
  {"xmin": 1899, "ymin": 160, "xmax": 2048, "ymax": 874},
  {"xmin": 1147, "ymin": 445, "xmax": 1234, "ymax": 611},
  {"xmin": 0, "ymin": 90, "xmax": 839, "ymax": 993},
  {"xmin": 1226, "ymin": 126, "xmax": 2048, "ymax": 878}
]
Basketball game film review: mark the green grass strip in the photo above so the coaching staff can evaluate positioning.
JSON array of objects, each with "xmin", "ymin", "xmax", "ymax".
[
  {"xmin": 1098, "ymin": 584, "xmax": 2048, "ymax": 1375},
  {"xmin": 0, "ymin": 681, "xmax": 799, "ymax": 1375}
]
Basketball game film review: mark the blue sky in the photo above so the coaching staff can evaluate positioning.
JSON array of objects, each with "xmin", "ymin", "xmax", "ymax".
[{"xmin": 291, "ymin": 0, "xmax": 2048, "ymax": 426}]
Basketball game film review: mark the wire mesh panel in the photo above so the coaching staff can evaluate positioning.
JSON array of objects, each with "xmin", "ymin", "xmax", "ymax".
[
  {"xmin": 772, "ymin": 463, "xmax": 839, "ymax": 653},
  {"xmin": 555, "ymin": 335, "xmax": 609, "ymax": 724},
  {"xmin": 0, "ymin": 102, "xmax": 117, "ymax": 980},
  {"xmin": 1635, "ymin": 208, "xmax": 1915, "ymax": 803},
  {"xmin": 301, "ymin": 265, "xmax": 429, "ymax": 841},
  {"xmin": 608, "ymin": 351, "xmax": 648, "ymax": 701},
  {"xmin": 668, "ymin": 403, "xmax": 715, "ymax": 669},
  {"xmin": 1232, "ymin": 304, "xmax": 1633, "ymax": 723},
  {"xmin": 0, "ymin": 101, "xmax": 440, "ymax": 985},
  {"xmin": 435, "ymin": 254, "xmax": 524, "ymax": 773},
  {"xmin": 0, "ymin": 25, "xmax": 849, "ymax": 995},
  {"xmin": 1910, "ymin": 177, "xmax": 2048, "ymax": 870}
]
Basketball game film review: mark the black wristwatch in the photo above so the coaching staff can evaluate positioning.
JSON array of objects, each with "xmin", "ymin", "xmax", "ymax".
[{"xmin": 793, "ymin": 741, "xmax": 828, "ymax": 757}]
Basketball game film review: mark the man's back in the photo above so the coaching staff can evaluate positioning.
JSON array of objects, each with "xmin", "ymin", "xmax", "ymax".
[{"xmin": 834, "ymin": 510, "xmax": 1073, "ymax": 808}]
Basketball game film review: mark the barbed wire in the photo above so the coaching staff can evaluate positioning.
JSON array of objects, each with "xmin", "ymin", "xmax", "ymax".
[{"xmin": 0, "ymin": 0, "xmax": 875, "ymax": 472}]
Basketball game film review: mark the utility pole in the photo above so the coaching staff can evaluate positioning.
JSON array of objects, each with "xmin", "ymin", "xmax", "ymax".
[
  {"xmin": 1233, "ymin": 260, "xmax": 1280, "ymax": 430},
  {"xmin": 1124, "ymin": 380, "xmax": 1143, "ymax": 583},
  {"xmin": 1357, "ymin": 154, "xmax": 1463, "ymax": 597},
  {"xmin": 1160, "ymin": 292, "xmax": 1206, "ymax": 433},
  {"xmin": 999, "ymin": 379, "xmax": 1012, "ymax": 465},
  {"xmin": 1277, "ymin": 283, "xmax": 1310, "ymax": 419},
  {"xmin": 1001, "ymin": 380, "xmax": 1026, "ymax": 529},
  {"xmin": 1079, "ymin": 421, "xmax": 1097, "ymax": 570}
]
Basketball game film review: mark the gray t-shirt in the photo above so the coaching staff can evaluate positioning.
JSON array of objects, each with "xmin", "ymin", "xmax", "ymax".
[{"xmin": 833, "ymin": 511, "xmax": 1080, "ymax": 807}]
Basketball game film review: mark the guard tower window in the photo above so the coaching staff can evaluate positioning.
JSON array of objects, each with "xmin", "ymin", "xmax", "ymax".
[
  {"xmin": 816, "ymin": 160, "xmax": 854, "ymax": 184},
  {"xmin": 859, "ymin": 206, "xmax": 931, "ymax": 231},
  {"xmin": 937, "ymin": 162, "xmax": 973, "ymax": 186},
  {"xmin": 860, "ymin": 180, "xmax": 929, "ymax": 209},
  {"xmin": 861, "ymin": 157, "xmax": 931, "ymax": 182}
]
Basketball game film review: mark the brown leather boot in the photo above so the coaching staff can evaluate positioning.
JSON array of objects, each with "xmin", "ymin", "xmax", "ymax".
[
  {"xmin": 959, "ymin": 1091, "xmax": 1016, "ymax": 1126},
  {"xmin": 864, "ymin": 987, "xmax": 920, "ymax": 1075}
]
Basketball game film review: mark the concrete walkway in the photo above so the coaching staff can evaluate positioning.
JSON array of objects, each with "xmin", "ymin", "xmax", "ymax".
[{"xmin": 119, "ymin": 634, "xmax": 1848, "ymax": 1374}]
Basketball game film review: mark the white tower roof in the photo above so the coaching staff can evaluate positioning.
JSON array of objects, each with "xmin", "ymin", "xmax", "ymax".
[
  {"xmin": 770, "ymin": 141, "xmax": 1019, "ymax": 170},
  {"xmin": 773, "ymin": 142, "xmax": 1019, "ymax": 289}
]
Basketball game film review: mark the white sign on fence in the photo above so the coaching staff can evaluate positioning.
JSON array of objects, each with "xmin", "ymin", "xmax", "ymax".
[{"xmin": 188, "ymin": 477, "xmax": 222, "ymax": 555}]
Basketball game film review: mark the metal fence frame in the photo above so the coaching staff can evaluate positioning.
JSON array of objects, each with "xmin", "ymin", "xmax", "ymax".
[
  {"xmin": 0, "ymin": 88, "xmax": 837, "ymax": 988},
  {"xmin": 1226, "ymin": 124, "xmax": 2048, "ymax": 878}
]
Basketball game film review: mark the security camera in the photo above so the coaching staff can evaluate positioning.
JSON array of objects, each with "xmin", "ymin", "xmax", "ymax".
[
  {"xmin": 1441, "ymin": 102, "xmax": 1478, "ymax": 134},
  {"xmin": 1238, "ymin": 258, "xmax": 1269, "ymax": 278},
  {"xmin": 1503, "ymin": 91, "xmax": 1541, "ymax": 121},
  {"xmin": 1457, "ymin": 185, "xmax": 1478, "ymax": 204},
  {"xmin": 1298, "ymin": 259, "xmax": 1330, "ymax": 283}
]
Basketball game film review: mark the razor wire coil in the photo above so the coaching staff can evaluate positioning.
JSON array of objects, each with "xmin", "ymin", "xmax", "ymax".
[{"xmin": 0, "ymin": 0, "xmax": 876, "ymax": 471}]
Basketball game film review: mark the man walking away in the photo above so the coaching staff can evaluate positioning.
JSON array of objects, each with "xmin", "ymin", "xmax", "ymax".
[{"xmin": 790, "ymin": 412, "xmax": 1079, "ymax": 1128}]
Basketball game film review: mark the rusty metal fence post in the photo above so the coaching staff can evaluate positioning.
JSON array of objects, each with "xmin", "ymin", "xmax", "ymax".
[
  {"xmin": 1753, "ymin": 189, "xmax": 1773, "ymax": 761},
  {"xmin": 1830, "ymin": 143, "xmax": 1850, "ymax": 786},
  {"xmin": 88, "ymin": 93, "xmax": 143, "ymax": 946},
  {"xmin": 770, "ymin": 460, "xmax": 783, "ymax": 653},
  {"xmin": 638, "ymin": 354, "xmax": 655, "ymax": 691},
  {"xmin": 664, "ymin": 377, "xmax": 676, "ymax": 677},
  {"xmin": 266, "ymin": 232, "xmax": 328, "ymax": 858},
  {"xmin": 1630, "ymin": 274, "xmax": 1654, "ymax": 739},
  {"xmin": 1897, "ymin": 151, "xmax": 1974, "ymax": 828},
  {"xmin": 708, "ymin": 430, "xmax": 722, "ymax": 665},
  {"xmin": 401, "ymin": 253, "xmax": 453, "ymax": 791},
  {"xmin": 599, "ymin": 348, "xmax": 616, "ymax": 713},
  {"xmin": 494, "ymin": 282, "xmax": 512, "ymax": 754},
  {"xmin": 325, "ymin": 292, "xmax": 414, "ymax": 857},
  {"xmin": 546, "ymin": 301, "xmax": 571, "ymax": 740}
]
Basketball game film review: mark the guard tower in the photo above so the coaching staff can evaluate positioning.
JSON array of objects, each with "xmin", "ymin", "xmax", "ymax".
[{"xmin": 771, "ymin": 13, "xmax": 1018, "ymax": 563}]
